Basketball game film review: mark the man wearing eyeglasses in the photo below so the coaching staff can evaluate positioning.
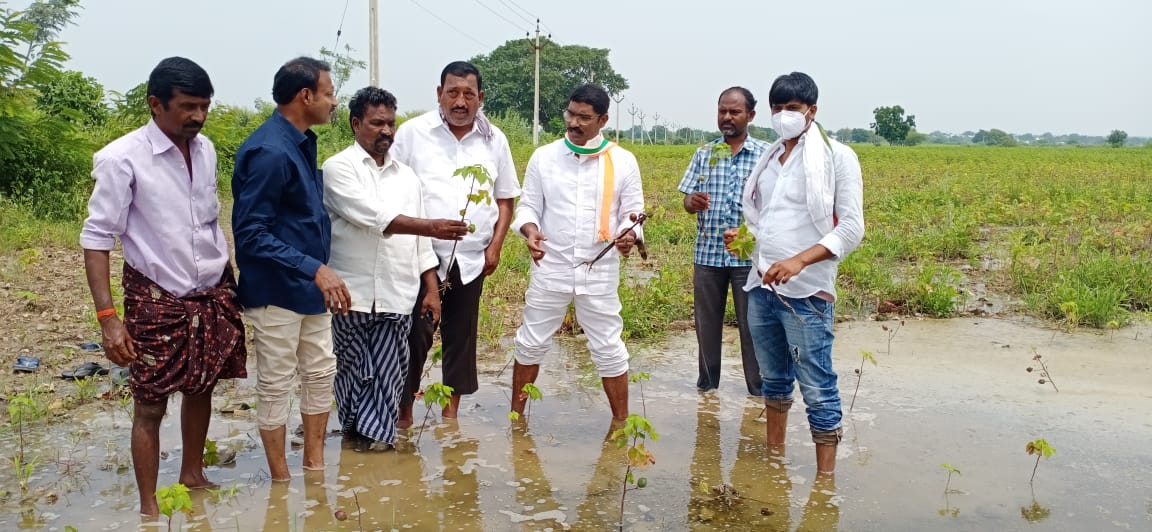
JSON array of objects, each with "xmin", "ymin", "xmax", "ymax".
[
  {"xmin": 391, "ymin": 61, "xmax": 521, "ymax": 426},
  {"xmin": 509, "ymin": 84, "xmax": 645, "ymax": 422}
]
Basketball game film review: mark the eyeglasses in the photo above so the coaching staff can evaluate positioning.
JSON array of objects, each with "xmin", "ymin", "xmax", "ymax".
[{"xmin": 562, "ymin": 109, "xmax": 600, "ymax": 125}]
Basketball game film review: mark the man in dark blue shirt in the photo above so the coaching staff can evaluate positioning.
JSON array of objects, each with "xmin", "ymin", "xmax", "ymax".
[{"xmin": 232, "ymin": 56, "xmax": 347, "ymax": 481}]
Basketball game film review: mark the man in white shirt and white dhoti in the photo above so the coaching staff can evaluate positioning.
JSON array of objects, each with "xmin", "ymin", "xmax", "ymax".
[
  {"xmin": 322, "ymin": 87, "xmax": 468, "ymax": 450},
  {"xmin": 510, "ymin": 84, "xmax": 646, "ymax": 421}
]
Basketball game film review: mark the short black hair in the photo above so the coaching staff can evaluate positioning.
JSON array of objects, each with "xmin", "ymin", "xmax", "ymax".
[
  {"xmin": 272, "ymin": 56, "xmax": 332, "ymax": 105},
  {"xmin": 568, "ymin": 84, "xmax": 610, "ymax": 115},
  {"xmin": 719, "ymin": 86, "xmax": 757, "ymax": 112},
  {"xmin": 348, "ymin": 86, "xmax": 397, "ymax": 129},
  {"xmin": 147, "ymin": 56, "xmax": 213, "ymax": 108},
  {"xmin": 768, "ymin": 72, "xmax": 818, "ymax": 106},
  {"xmin": 440, "ymin": 61, "xmax": 483, "ymax": 92}
]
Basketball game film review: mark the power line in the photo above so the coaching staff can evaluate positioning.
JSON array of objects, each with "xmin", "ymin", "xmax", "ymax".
[
  {"xmin": 495, "ymin": 0, "xmax": 534, "ymax": 25},
  {"xmin": 501, "ymin": 0, "xmax": 536, "ymax": 21},
  {"xmin": 407, "ymin": 0, "xmax": 490, "ymax": 49},
  {"xmin": 473, "ymin": 0, "xmax": 528, "ymax": 32},
  {"xmin": 333, "ymin": 0, "xmax": 351, "ymax": 49}
]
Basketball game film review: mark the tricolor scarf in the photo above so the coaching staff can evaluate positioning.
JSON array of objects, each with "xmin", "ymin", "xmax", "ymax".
[{"xmin": 564, "ymin": 135, "xmax": 617, "ymax": 241}]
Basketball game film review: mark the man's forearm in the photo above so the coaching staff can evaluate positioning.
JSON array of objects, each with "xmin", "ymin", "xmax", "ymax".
[
  {"xmin": 385, "ymin": 215, "xmax": 429, "ymax": 236},
  {"xmin": 795, "ymin": 244, "xmax": 835, "ymax": 267},
  {"xmin": 83, "ymin": 249, "xmax": 115, "ymax": 311},
  {"xmin": 421, "ymin": 269, "xmax": 439, "ymax": 291}
]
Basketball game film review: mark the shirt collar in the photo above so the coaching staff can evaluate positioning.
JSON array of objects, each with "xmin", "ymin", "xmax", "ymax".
[
  {"xmin": 145, "ymin": 119, "xmax": 202, "ymax": 156},
  {"xmin": 711, "ymin": 135, "xmax": 765, "ymax": 156},
  {"xmin": 271, "ymin": 110, "xmax": 311, "ymax": 146},
  {"xmin": 435, "ymin": 108, "xmax": 494, "ymax": 139},
  {"xmin": 350, "ymin": 141, "xmax": 395, "ymax": 170}
]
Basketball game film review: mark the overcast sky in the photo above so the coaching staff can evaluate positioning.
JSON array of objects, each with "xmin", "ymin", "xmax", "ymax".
[{"xmin": 18, "ymin": 0, "xmax": 1152, "ymax": 136}]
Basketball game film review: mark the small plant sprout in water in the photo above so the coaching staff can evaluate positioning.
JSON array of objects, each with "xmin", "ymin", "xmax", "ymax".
[
  {"xmin": 440, "ymin": 164, "xmax": 492, "ymax": 292},
  {"xmin": 611, "ymin": 414, "xmax": 659, "ymax": 531},
  {"xmin": 1025, "ymin": 438, "xmax": 1056, "ymax": 485},
  {"xmin": 1107, "ymin": 320, "xmax": 1121, "ymax": 341},
  {"xmin": 882, "ymin": 319, "xmax": 904, "ymax": 354},
  {"xmin": 849, "ymin": 350, "xmax": 877, "ymax": 413},
  {"xmin": 414, "ymin": 382, "xmax": 454, "ymax": 446},
  {"xmin": 629, "ymin": 371, "xmax": 651, "ymax": 417},
  {"xmin": 1025, "ymin": 347, "xmax": 1059, "ymax": 392},
  {"xmin": 157, "ymin": 482, "xmax": 192, "ymax": 531},
  {"xmin": 509, "ymin": 383, "xmax": 543, "ymax": 423},
  {"xmin": 941, "ymin": 463, "xmax": 961, "ymax": 493}
]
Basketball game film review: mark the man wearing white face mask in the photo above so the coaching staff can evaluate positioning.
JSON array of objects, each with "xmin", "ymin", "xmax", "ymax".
[{"xmin": 723, "ymin": 72, "xmax": 864, "ymax": 475}]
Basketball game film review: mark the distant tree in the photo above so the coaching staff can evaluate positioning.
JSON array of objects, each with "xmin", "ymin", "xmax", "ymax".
[
  {"xmin": 1106, "ymin": 129, "xmax": 1127, "ymax": 148},
  {"xmin": 319, "ymin": 44, "xmax": 366, "ymax": 102},
  {"xmin": 471, "ymin": 38, "xmax": 628, "ymax": 134},
  {"xmin": 903, "ymin": 130, "xmax": 927, "ymax": 146},
  {"xmin": 748, "ymin": 124, "xmax": 778, "ymax": 142},
  {"xmin": 34, "ymin": 69, "xmax": 107, "ymax": 125},
  {"xmin": 871, "ymin": 105, "xmax": 916, "ymax": 145},
  {"xmin": 976, "ymin": 128, "xmax": 1017, "ymax": 147}
]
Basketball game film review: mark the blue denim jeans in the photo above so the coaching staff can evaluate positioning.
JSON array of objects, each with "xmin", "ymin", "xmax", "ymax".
[{"xmin": 746, "ymin": 287, "xmax": 841, "ymax": 435}]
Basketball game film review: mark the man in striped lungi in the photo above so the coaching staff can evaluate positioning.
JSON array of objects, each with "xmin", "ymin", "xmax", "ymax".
[{"xmin": 322, "ymin": 87, "xmax": 468, "ymax": 450}]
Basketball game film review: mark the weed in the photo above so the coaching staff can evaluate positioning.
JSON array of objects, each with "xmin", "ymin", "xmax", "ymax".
[
  {"xmin": 1025, "ymin": 438, "xmax": 1055, "ymax": 485},
  {"xmin": 849, "ymin": 351, "xmax": 877, "ymax": 412},
  {"xmin": 1107, "ymin": 320, "xmax": 1120, "ymax": 341},
  {"xmin": 6, "ymin": 391, "xmax": 47, "ymax": 492},
  {"xmin": 72, "ymin": 374, "xmax": 99, "ymax": 403},
  {"xmin": 1025, "ymin": 347, "xmax": 1059, "ymax": 392}
]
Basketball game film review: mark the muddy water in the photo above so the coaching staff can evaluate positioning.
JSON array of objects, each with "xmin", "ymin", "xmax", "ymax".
[{"xmin": 1, "ymin": 317, "xmax": 1150, "ymax": 531}]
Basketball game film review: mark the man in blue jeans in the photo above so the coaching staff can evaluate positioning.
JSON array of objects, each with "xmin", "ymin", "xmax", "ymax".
[{"xmin": 724, "ymin": 72, "xmax": 864, "ymax": 474}]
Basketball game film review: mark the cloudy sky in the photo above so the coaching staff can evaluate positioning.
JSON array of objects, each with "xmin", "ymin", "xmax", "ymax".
[{"xmin": 17, "ymin": 0, "xmax": 1152, "ymax": 135}]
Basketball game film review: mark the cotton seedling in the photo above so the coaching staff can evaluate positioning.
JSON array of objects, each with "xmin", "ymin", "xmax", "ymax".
[
  {"xmin": 157, "ymin": 482, "xmax": 192, "ymax": 531},
  {"xmin": 1025, "ymin": 347, "xmax": 1059, "ymax": 392},
  {"xmin": 441, "ymin": 164, "xmax": 493, "ymax": 292},
  {"xmin": 413, "ymin": 382, "xmax": 454, "ymax": 446},
  {"xmin": 941, "ymin": 463, "xmax": 961, "ymax": 493},
  {"xmin": 727, "ymin": 224, "xmax": 756, "ymax": 261},
  {"xmin": 1025, "ymin": 438, "xmax": 1055, "ymax": 485},
  {"xmin": 508, "ymin": 382, "xmax": 543, "ymax": 423},
  {"xmin": 849, "ymin": 350, "xmax": 877, "ymax": 412},
  {"xmin": 611, "ymin": 414, "xmax": 659, "ymax": 531}
]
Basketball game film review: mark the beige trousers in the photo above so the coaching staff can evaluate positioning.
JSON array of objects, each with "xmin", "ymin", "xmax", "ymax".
[{"xmin": 244, "ymin": 305, "xmax": 336, "ymax": 430}]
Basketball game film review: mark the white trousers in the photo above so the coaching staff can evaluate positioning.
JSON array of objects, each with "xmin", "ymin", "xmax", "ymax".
[{"xmin": 513, "ymin": 279, "xmax": 630, "ymax": 377}]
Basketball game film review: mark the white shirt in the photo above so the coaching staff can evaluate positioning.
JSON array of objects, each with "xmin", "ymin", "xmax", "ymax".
[
  {"xmin": 512, "ymin": 137, "xmax": 645, "ymax": 296},
  {"xmin": 741, "ymin": 131, "xmax": 865, "ymax": 300},
  {"xmin": 391, "ymin": 110, "xmax": 521, "ymax": 284},
  {"xmin": 322, "ymin": 143, "xmax": 438, "ymax": 315}
]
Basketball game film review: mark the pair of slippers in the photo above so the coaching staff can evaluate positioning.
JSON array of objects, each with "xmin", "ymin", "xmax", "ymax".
[
  {"xmin": 12, "ymin": 341, "xmax": 103, "ymax": 374},
  {"xmin": 59, "ymin": 361, "xmax": 129, "ymax": 386}
]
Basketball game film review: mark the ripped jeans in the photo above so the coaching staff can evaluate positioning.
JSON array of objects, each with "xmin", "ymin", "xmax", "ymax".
[{"xmin": 746, "ymin": 287, "xmax": 842, "ymax": 441}]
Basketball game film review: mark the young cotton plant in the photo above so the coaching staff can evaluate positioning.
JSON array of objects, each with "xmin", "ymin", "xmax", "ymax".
[
  {"xmin": 849, "ymin": 350, "xmax": 877, "ymax": 412},
  {"xmin": 508, "ymin": 383, "xmax": 543, "ymax": 423},
  {"xmin": 157, "ymin": 482, "xmax": 192, "ymax": 532},
  {"xmin": 1025, "ymin": 438, "xmax": 1056, "ymax": 485},
  {"xmin": 413, "ymin": 382, "xmax": 454, "ymax": 446},
  {"xmin": 442, "ymin": 164, "xmax": 492, "ymax": 292},
  {"xmin": 611, "ymin": 414, "xmax": 659, "ymax": 531}
]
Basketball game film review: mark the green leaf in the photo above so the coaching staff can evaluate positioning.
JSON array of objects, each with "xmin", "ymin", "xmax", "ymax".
[
  {"xmin": 203, "ymin": 439, "xmax": 219, "ymax": 466},
  {"xmin": 941, "ymin": 463, "xmax": 961, "ymax": 475},
  {"xmin": 522, "ymin": 383, "xmax": 543, "ymax": 401},
  {"xmin": 730, "ymin": 223, "xmax": 757, "ymax": 261},
  {"xmin": 507, "ymin": 411, "xmax": 520, "ymax": 421},
  {"xmin": 862, "ymin": 351, "xmax": 877, "ymax": 366}
]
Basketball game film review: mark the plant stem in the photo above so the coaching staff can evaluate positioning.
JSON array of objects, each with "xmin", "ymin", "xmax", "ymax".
[
  {"xmin": 414, "ymin": 405, "xmax": 433, "ymax": 446},
  {"xmin": 443, "ymin": 175, "xmax": 479, "ymax": 290},
  {"xmin": 353, "ymin": 490, "xmax": 364, "ymax": 532},
  {"xmin": 944, "ymin": 472, "xmax": 951, "ymax": 493},
  {"xmin": 849, "ymin": 358, "xmax": 865, "ymax": 412},
  {"xmin": 1037, "ymin": 358, "xmax": 1059, "ymax": 392},
  {"xmin": 1029, "ymin": 455, "xmax": 1040, "ymax": 485},
  {"xmin": 640, "ymin": 381, "xmax": 646, "ymax": 418}
]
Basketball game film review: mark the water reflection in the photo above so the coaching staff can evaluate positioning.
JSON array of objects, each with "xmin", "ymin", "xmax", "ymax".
[
  {"xmin": 797, "ymin": 475, "xmax": 840, "ymax": 532},
  {"xmin": 689, "ymin": 399, "xmax": 793, "ymax": 529},
  {"xmin": 573, "ymin": 420, "xmax": 629, "ymax": 530},
  {"xmin": 508, "ymin": 428, "xmax": 567, "ymax": 529},
  {"xmin": 1020, "ymin": 498, "xmax": 1052, "ymax": 523}
]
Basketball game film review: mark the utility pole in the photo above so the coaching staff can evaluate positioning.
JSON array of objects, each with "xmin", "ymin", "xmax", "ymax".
[
  {"xmin": 637, "ymin": 109, "xmax": 646, "ymax": 145},
  {"xmin": 627, "ymin": 104, "xmax": 638, "ymax": 144},
  {"xmin": 368, "ymin": 0, "xmax": 379, "ymax": 86},
  {"xmin": 652, "ymin": 112, "xmax": 661, "ymax": 146},
  {"xmin": 610, "ymin": 92, "xmax": 625, "ymax": 143},
  {"xmin": 526, "ymin": 20, "xmax": 548, "ymax": 146}
]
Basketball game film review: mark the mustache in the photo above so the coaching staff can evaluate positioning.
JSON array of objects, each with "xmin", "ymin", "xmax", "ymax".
[
  {"xmin": 451, "ymin": 106, "xmax": 468, "ymax": 113},
  {"xmin": 184, "ymin": 121, "xmax": 203, "ymax": 129},
  {"xmin": 375, "ymin": 135, "xmax": 393, "ymax": 144},
  {"xmin": 567, "ymin": 126, "xmax": 583, "ymax": 135}
]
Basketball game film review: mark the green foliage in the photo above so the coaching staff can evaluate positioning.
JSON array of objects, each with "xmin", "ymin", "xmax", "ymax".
[
  {"xmin": 870, "ymin": 105, "xmax": 916, "ymax": 144},
  {"xmin": 628, "ymin": 371, "xmax": 651, "ymax": 384},
  {"xmin": 33, "ymin": 69, "xmax": 107, "ymax": 124},
  {"xmin": 319, "ymin": 44, "xmax": 367, "ymax": 101},
  {"xmin": 707, "ymin": 143, "xmax": 731, "ymax": 167},
  {"xmin": 728, "ymin": 224, "xmax": 756, "ymax": 261},
  {"xmin": 972, "ymin": 128, "xmax": 1017, "ymax": 146},
  {"xmin": 203, "ymin": 439, "xmax": 219, "ymax": 466},
  {"xmin": 1025, "ymin": 438, "xmax": 1055, "ymax": 484},
  {"xmin": 422, "ymin": 382, "xmax": 454, "ymax": 408},
  {"xmin": 905, "ymin": 264, "xmax": 962, "ymax": 317},
  {"xmin": 157, "ymin": 482, "xmax": 193, "ymax": 520},
  {"xmin": 1106, "ymin": 129, "xmax": 1127, "ymax": 148},
  {"xmin": 520, "ymin": 382, "xmax": 543, "ymax": 401},
  {"xmin": 940, "ymin": 463, "xmax": 961, "ymax": 475},
  {"xmin": 470, "ymin": 38, "xmax": 629, "ymax": 134}
]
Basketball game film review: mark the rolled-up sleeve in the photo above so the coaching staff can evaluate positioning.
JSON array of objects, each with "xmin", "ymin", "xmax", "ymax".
[
  {"xmin": 511, "ymin": 152, "xmax": 542, "ymax": 237},
  {"xmin": 415, "ymin": 181, "xmax": 440, "ymax": 273},
  {"xmin": 816, "ymin": 146, "xmax": 865, "ymax": 258},
  {"xmin": 232, "ymin": 146, "xmax": 323, "ymax": 278},
  {"xmin": 80, "ymin": 153, "xmax": 133, "ymax": 250},
  {"xmin": 322, "ymin": 155, "xmax": 397, "ymax": 235}
]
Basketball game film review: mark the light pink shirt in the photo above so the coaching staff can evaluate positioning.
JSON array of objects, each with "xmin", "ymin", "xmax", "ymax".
[{"xmin": 80, "ymin": 120, "xmax": 230, "ymax": 298}]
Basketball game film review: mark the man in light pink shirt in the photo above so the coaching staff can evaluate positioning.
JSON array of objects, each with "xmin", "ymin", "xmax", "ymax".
[{"xmin": 80, "ymin": 57, "xmax": 247, "ymax": 518}]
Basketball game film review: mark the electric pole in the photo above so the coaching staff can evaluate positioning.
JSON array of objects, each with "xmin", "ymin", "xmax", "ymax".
[
  {"xmin": 526, "ymin": 20, "xmax": 548, "ymax": 146},
  {"xmin": 652, "ymin": 112, "xmax": 661, "ymax": 146},
  {"xmin": 611, "ymin": 92, "xmax": 625, "ymax": 143},
  {"xmin": 637, "ymin": 109, "xmax": 646, "ymax": 145},
  {"xmin": 368, "ymin": 0, "xmax": 379, "ymax": 86},
  {"xmin": 627, "ymin": 104, "xmax": 638, "ymax": 144}
]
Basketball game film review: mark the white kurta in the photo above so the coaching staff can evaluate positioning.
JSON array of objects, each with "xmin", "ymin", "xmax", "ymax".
[{"xmin": 511, "ymin": 137, "xmax": 645, "ymax": 376}]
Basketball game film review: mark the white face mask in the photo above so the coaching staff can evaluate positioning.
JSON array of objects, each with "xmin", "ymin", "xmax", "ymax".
[{"xmin": 771, "ymin": 109, "xmax": 810, "ymax": 140}]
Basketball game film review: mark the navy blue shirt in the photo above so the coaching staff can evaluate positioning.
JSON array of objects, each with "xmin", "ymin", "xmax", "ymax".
[{"xmin": 232, "ymin": 110, "xmax": 330, "ymax": 315}]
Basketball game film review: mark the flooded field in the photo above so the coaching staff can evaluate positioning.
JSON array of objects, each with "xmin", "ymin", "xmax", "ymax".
[{"xmin": 1, "ymin": 316, "xmax": 1149, "ymax": 531}]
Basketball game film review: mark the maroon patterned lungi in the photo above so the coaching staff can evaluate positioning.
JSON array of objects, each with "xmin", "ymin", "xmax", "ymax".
[{"xmin": 122, "ymin": 264, "xmax": 247, "ymax": 403}]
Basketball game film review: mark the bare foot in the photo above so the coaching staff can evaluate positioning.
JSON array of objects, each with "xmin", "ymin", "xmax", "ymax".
[
  {"xmin": 179, "ymin": 471, "xmax": 219, "ymax": 490},
  {"xmin": 397, "ymin": 417, "xmax": 413, "ymax": 430},
  {"xmin": 442, "ymin": 394, "xmax": 461, "ymax": 418},
  {"xmin": 139, "ymin": 499, "xmax": 160, "ymax": 519}
]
